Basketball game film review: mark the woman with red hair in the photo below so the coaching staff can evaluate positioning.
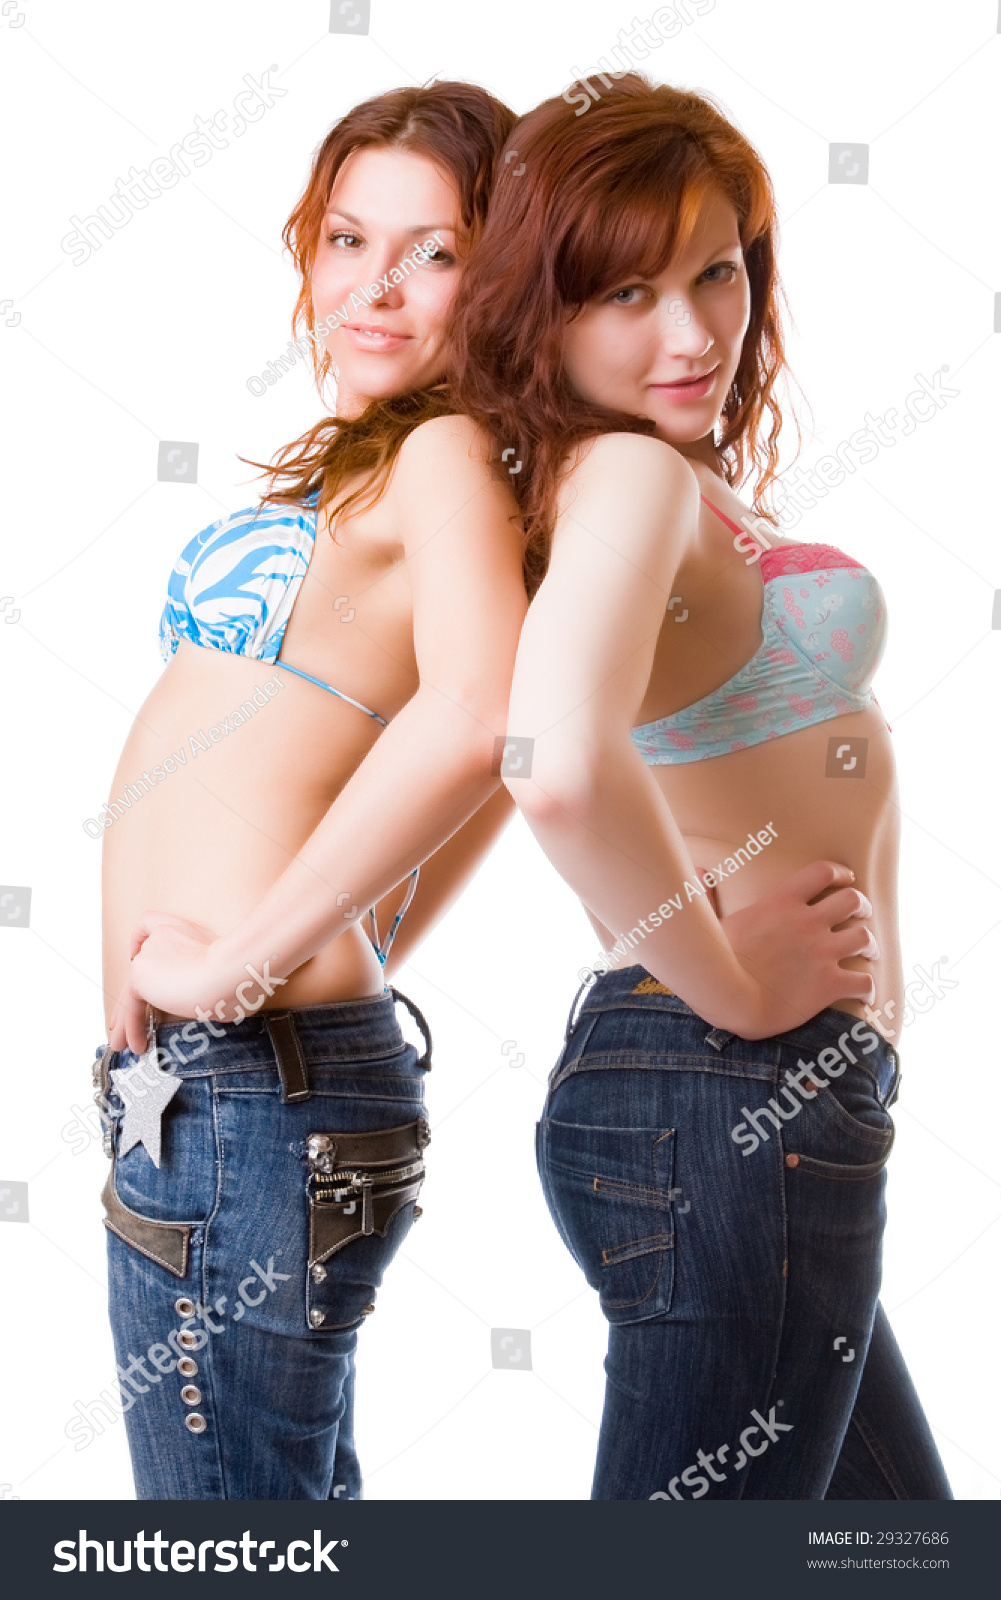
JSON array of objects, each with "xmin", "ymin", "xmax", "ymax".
[
  {"xmin": 450, "ymin": 75, "xmax": 950, "ymax": 1500},
  {"xmin": 95, "ymin": 81, "xmax": 529, "ymax": 1500}
]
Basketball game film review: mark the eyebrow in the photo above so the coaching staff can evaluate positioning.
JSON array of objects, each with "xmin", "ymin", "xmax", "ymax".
[
  {"xmin": 697, "ymin": 236, "xmax": 742, "ymax": 262},
  {"xmin": 326, "ymin": 208, "xmax": 455, "ymax": 235}
]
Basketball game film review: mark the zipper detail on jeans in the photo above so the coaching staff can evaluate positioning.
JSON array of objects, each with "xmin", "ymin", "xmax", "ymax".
[
  {"xmin": 309, "ymin": 1161, "xmax": 425, "ymax": 1236},
  {"xmin": 311, "ymin": 1160, "xmax": 425, "ymax": 1194}
]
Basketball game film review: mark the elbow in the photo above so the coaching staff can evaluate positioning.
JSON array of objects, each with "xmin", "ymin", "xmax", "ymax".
[{"xmin": 501, "ymin": 749, "xmax": 599, "ymax": 821}]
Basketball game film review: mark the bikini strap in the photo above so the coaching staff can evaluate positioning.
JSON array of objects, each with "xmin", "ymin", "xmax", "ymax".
[
  {"xmin": 366, "ymin": 867, "xmax": 421, "ymax": 966},
  {"xmin": 273, "ymin": 660, "xmax": 388, "ymax": 726}
]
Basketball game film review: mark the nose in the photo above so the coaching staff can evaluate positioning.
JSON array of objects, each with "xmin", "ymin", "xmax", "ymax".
[
  {"xmin": 365, "ymin": 251, "xmax": 407, "ymax": 312},
  {"xmin": 658, "ymin": 295, "xmax": 713, "ymax": 361}
]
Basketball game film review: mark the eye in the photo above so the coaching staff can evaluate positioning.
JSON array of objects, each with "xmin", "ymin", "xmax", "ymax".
[
  {"xmin": 605, "ymin": 284, "xmax": 648, "ymax": 307},
  {"xmin": 325, "ymin": 229, "xmax": 363, "ymax": 249},
  {"xmin": 421, "ymin": 245, "xmax": 456, "ymax": 267},
  {"xmin": 700, "ymin": 260, "xmax": 740, "ymax": 284}
]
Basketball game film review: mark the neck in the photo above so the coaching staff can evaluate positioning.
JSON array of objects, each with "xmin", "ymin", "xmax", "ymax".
[
  {"xmin": 668, "ymin": 430, "xmax": 725, "ymax": 475},
  {"xmin": 333, "ymin": 380, "xmax": 371, "ymax": 422}
]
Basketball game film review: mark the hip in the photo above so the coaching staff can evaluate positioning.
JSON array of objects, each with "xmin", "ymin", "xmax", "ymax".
[{"xmin": 541, "ymin": 965, "xmax": 899, "ymax": 1180}]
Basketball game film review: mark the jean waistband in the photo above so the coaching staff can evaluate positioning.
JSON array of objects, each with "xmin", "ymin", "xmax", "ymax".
[
  {"xmin": 97, "ymin": 987, "xmax": 433, "ymax": 1081},
  {"xmin": 563, "ymin": 964, "xmax": 900, "ymax": 1097}
]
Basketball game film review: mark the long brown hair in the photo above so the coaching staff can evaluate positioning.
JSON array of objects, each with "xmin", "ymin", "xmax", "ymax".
[
  {"xmin": 449, "ymin": 75, "xmax": 798, "ymax": 592},
  {"xmin": 251, "ymin": 81, "xmax": 516, "ymax": 527}
]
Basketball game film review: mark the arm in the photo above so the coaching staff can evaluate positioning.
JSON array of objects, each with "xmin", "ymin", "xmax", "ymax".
[
  {"xmin": 503, "ymin": 432, "xmax": 875, "ymax": 1039},
  {"xmin": 112, "ymin": 417, "xmax": 527, "ymax": 1049}
]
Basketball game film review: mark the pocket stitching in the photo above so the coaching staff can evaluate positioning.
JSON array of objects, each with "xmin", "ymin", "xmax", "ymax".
[
  {"xmin": 601, "ymin": 1231, "xmax": 674, "ymax": 1267},
  {"xmin": 806, "ymin": 1081, "xmax": 895, "ymax": 1146},
  {"xmin": 601, "ymin": 1245, "xmax": 667, "ymax": 1309},
  {"xmin": 543, "ymin": 1158, "xmax": 671, "ymax": 1207},
  {"xmin": 102, "ymin": 1214, "xmax": 189, "ymax": 1278},
  {"xmin": 787, "ymin": 1147, "xmax": 893, "ymax": 1181}
]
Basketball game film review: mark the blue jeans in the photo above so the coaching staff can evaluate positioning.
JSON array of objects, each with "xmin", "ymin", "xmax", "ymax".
[
  {"xmin": 536, "ymin": 965, "xmax": 951, "ymax": 1501},
  {"xmin": 95, "ymin": 988, "xmax": 431, "ymax": 1500}
]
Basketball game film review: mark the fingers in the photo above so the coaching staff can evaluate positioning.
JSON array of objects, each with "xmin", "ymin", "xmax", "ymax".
[
  {"xmin": 830, "ymin": 925, "xmax": 880, "ymax": 961},
  {"xmin": 827, "ymin": 967, "xmax": 877, "ymax": 1005},
  {"xmin": 129, "ymin": 908, "xmax": 206, "ymax": 961},
  {"xmin": 815, "ymin": 886, "xmax": 873, "ymax": 926},
  {"xmin": 778, "ymin": 859, "xmax": 857, "ymax": 904},
  {"xmin": 117, "ymin": 988, "xmax": 150, "ymax": 1057}
]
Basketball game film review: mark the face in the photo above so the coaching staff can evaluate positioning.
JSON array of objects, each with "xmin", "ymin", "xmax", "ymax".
[
  {"xmin": 561, "ymin": 189, "xmax": 750, "ymax": 468},
  {"xmin": 310, "ymin": 145, "xmax": 463, "ymax": 416}
]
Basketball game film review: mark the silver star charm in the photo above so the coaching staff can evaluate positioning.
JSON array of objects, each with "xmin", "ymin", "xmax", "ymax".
[{"xmin": 110, "ymin": 1054, "xmax": 182, "ymax": 1168}]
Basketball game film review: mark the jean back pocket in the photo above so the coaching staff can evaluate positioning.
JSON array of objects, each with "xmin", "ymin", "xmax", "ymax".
[{"xmin": 538, "ymin": 1118, "xmax": 676, "ymax": 1325}]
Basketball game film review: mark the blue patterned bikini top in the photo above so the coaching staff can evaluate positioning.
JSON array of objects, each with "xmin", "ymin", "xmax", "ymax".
[
  {"xmin": 631, "ymin": 496, "xmax": 888, "ymax": 764},
  {"xmin": 159, "ymin": 491, "xmax": 388, "ymax": 724},
  {"xmin": 159, "ymin": 493, "xmax": 417, "ymax": 963}
]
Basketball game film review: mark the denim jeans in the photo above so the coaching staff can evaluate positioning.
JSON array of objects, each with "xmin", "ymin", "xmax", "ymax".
[
  {"xmin": 536, "ymin": 965, "xmax": 951, "ymax": 1501},
  {"xmin": 96, "ymin": 988, "xmax": 431, "ymax": 1500}
]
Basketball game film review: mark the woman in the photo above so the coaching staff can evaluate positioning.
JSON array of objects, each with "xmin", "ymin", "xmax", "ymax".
[
  {"xmin": 95, "ymin": 80, "xmax": 530, "ymax": 1501},
  {"xmin": 449, "ymin": 76, "xmax": 951, "ymax": 1499}
]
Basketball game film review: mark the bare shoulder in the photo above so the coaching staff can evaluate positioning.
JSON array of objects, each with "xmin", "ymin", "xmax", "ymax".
[
  {"xmin": 386, "ymin": 413, "xmax": 520, "ymax": 559},
  {"xmin": 560, "ymin": 431, "xmax": 699, "ymax": 513},
  {"xmin": 554, "ymin": 433, "xmax": 701, "ymax": 562},
  {"xmin": 394, "ymin": 412, "xmax": 497, "ymax": 477},
  {"xmin": 568, "ymin": 430, "xmax": 698, "ymax": 479}
]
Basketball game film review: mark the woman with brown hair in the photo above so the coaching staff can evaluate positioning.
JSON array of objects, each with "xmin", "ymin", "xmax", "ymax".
[
  {"xmin": 95, "ymin": 80, "xmax": 530, "ymax": 1501},
  {"xmin": 449, "ymin": 75, "xmax": 950, "ymax": 1500}
]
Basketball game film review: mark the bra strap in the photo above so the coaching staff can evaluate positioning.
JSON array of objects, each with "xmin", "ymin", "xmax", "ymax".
[
  {"xmin": 366, "ymin": 867, "xmax": 421, "ymax": 966},
  {"xmin": 273, "ymin": 660, "xmax": 388, "ymax": 726}
]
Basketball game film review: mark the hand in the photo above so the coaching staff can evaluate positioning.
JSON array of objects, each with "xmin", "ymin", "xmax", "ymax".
[
  {"xmin": 718, "ymin": 860, "xmax": 878, "ymax": 1039},
  {"xmin": 108, "ymin": 910, "xmax": 217, "ymax": 1057}
]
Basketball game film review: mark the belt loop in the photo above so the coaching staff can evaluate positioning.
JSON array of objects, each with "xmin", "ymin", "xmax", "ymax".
[
  {"xmin": 263, "ymin": 1011, "xmax": 311, "ymax": 1102},
  {"xmin": 389, "ymin": 987, "xmax": 433, "ymax": 1071},
  {"xmin": 883, "ymin": 1043, "xmax": 902, "ymax": 1109},
  {"xmin": 566, "ymin": 970, "xmax": 597, "ymax": 1043},
  {"xmin": 704, "ymin": 1027, "xmax": 732, "ymax": 1053},
  {"xmin": 93, "ymin": 1042, "xmax": 114, "ymax": 1098}
]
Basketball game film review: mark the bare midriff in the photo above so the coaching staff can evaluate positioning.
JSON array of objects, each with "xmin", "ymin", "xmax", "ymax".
[
  {"xmin": 101, "ymin": 492, "xmax": 419, "ymax": 1028},
  {"xmin": 594, "ymin": 461, "xmax": 903, "ymax": 1030},
  {"xmin": 652, "ymin": 707, "xmax": 901, "ymax": 1025}
]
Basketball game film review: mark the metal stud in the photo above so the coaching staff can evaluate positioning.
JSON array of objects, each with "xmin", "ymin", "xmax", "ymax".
[
  {"xmin": 309, "ymin": 1308, "xmax": 326, "ymax": 1327},
  {"xmin": 307, "ymin": 1134, "xmax": 333, "ymax": 1158},
  {"xmin": 174, "ymin": 1297, "xmax": 196, "ymax": 1317},
  {"xmin": 177, "ymin": 1357, "xmax": 198, "ymax": 1377},
  {"xmin": 413, "ymin": 1205, "xmax": 423, "ymax": 1219},
  {"xmin": 180, "ymin": 1385, "xmax": 202, "ymax": 1406},
  {"xmin": 311, "ymin": 1263, "xmax": 327, "ymax": 1284},
  {"xmin": 361, "ymin": 1302, "xmax": 375, "ymax": 1316},
  {"xmin": 184, "ymin": 1413, "xmax": 207, "ymax": 1434},
  {"xmin": 177, "ymin": 1329, "xmax": 199, "ymax": 1350}
]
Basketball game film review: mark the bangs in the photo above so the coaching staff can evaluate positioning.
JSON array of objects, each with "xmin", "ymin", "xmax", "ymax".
[{"xmin": 555, "ymin": 147, "xmax": 731, "ymax": 308}]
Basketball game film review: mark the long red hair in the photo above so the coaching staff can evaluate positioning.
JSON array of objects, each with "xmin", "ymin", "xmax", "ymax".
[
  {"xmin": 251, "ymin": 81, "xmax": 516, "ymax": 526},
  {"xmin": 449, "ymin": 75, "xmax": 798, "ymax": 592}
]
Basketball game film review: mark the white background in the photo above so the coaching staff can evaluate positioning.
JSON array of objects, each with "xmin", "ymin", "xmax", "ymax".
[{"xmin": 0, "ymin": 0, "xmax": 998, "ymax": 1502}]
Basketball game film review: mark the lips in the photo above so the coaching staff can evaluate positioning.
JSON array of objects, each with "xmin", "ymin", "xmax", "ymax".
[
  {"xmin": 646, "ymin": 364, "xmax": 716, "ymax": 400},
  {"xmin": 653, "ymin": 364, "xmax": 719, "ymax": 392},
  {"xmin": 341, "ymin": 322, "xmax": 411, "ymax": 352}
]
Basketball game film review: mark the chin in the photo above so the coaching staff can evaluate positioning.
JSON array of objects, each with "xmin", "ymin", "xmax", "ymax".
[
  {"xmin": 649, "ymin": 405, "xmax": 718, "ymax": 443},
  {"xmin": 342, "ymin": 360, "xmax": 416, "ymax": 398}
]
